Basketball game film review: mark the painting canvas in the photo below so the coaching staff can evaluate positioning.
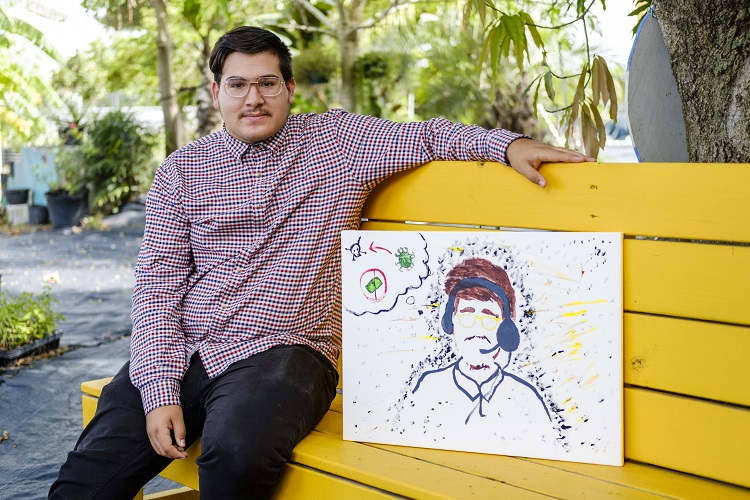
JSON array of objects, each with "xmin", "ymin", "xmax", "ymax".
[{"xmin": 341, "ymin": 230, "xmax": 623, "ymax": 466}]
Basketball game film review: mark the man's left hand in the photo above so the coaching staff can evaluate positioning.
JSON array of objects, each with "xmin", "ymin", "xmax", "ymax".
[{"xmin": 506, "ymin": 138, "xmax": 595, "ymax": 188}]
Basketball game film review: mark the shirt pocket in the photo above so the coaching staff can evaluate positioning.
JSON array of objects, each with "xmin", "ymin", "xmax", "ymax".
[{"xmin": 190, "ymin": 202, "xmax": 260, "ymax": 255}]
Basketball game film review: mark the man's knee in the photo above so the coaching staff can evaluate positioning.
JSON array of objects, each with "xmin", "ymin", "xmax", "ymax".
[{"xmin": 197, "ymin": 432, "xmax": 288, "ymax": 489}]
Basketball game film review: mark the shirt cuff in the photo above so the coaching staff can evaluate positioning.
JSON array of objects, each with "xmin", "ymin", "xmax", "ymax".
[
  {"xmin": 490, "ymin": 131, "xmax": 531, "ymax": 166},
  {"xmin": 138, "ymin": 378, "xmax": 182, "ymax": 414}
]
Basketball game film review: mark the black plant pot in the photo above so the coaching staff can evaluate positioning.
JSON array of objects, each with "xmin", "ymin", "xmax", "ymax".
[
  {"xmin": 45, "ymin": 190, "xmax": 89, "ymax": 228},
  {"xmin": 28, "ymin": 205, "xmax": 49, "ymax": 225},
  {"xmin": 0, "ymin": 331, "xmax": 63, "ymax": 367},
  {"xmin": 5, "ymin": 189, "xmax": 30, "ymax": 205}
]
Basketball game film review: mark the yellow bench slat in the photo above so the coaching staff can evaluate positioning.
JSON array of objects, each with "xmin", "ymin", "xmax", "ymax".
[
  {"xmin": 159, "ymin": 445, "xmax": 200, "ymax": 490},
  {"xmin": 291, "ymin": 429, "xmax": 550, "ymax": 499},
  {"xmin": 363, "ymin": 162, "xmax": 750, "ymax": 243},
  {"xmin": 274, "ymin": 463, "xmax": 396, "ymax": 499},
  {"xmin": 525, "ymin": 456, "xmax": 750, "ymax": 500},
  {"xmin": 81, "ymin": 377, "xmax": 112, "ymax": 398},
  {"xmin": 625, "ymin": 238, "xmax": 750, "ymax": 325},
  {"xmin": 625, "ymin": 388, "xmax": 750, "ymax": 488},
  {"xmin": 624, "ymin": 313, "xmax": 750, "ymax": 406}
]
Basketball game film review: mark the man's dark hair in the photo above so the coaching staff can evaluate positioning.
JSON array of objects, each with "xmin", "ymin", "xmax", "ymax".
[{"xmin": 208, "ymin": 26, "xmax": 293, "ymax": 83}]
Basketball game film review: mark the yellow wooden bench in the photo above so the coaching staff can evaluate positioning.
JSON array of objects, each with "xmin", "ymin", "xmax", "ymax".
[{"xmin": 82, "ymin": 160, "xmax": 750, "ymax": 499}]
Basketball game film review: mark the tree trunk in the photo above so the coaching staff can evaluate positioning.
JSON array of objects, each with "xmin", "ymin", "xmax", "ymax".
[
  {"xmin": 196, "ymin": 34, "xmax": 222, "ymax": 138},
  {"xmin": 339, "ymin": 26, "xmax": 359, "ymax": 111},
  {"xmin": 486, "ymin": 76, "xmax": 543, "ymax": 139},
  {"xmin": 655, "ymin": 1, "xmax": 750, "ymax": 162},
  {"xmin": 153, "ymin": 0, "xmax": 186, "ymax": 156},
  {"xmin": 336, "ymin": 0, "xmax": 367, "ymax": 112}
]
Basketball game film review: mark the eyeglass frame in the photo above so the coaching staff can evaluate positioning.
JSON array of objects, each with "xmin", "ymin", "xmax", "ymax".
[
  {"xmin": 455, "ymin": 312, "xmax": 502, "ymax": 331},
  {"xmin": 219, "ymin": 76, "xmax": 286, "ymax": 98}
]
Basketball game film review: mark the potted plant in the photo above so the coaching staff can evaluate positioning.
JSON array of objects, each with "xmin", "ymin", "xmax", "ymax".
[
  {"xmin": 45, "ymin": 146, "xmax": 89, "ymax": 229},
  {"xmin": 0, "ymin": 286, "xmax": 65, "ymax": 367},
  {"xmin": 75, "ymin": 109, "xmax": 157, "ymax": 216}
]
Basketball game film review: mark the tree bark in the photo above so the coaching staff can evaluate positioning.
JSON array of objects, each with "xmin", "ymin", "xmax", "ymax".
[
  {"xmin": 336, "ymin": 0, "xmax": 367, "ymax": 112},
  {"xmin": 196, "ymin": 34, "xmax": 222, "ymax": 138},
  {"xmin": 153, "ymin": 0, "xmax": 186, "ymax": 156},
  {"xmin": 655, "ymin": 0, "xmax": 750, "ymax": 162}
]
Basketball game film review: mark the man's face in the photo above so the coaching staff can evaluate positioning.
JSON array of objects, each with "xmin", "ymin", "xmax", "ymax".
[
  {"xmin": 212, "ymin": 51, "xmax": 296, "ymax": 144},
  {"xmin": 452, "ymin": 297, "xmax": 510, "ymax": 369}
]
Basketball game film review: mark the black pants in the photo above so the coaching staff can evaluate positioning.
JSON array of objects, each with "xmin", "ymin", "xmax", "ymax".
[{"xmin": 49, "ymin": 345, "xmax": 338, "ymax": 500}]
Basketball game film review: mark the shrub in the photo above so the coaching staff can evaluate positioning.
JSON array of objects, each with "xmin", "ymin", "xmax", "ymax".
[
  {"xmin": 0, "ymin": 288, "xmax": 65, "ymax": 351},
  {"xmin": 83, "ymin": 110, "xmax": 158, "ymax": 214}
]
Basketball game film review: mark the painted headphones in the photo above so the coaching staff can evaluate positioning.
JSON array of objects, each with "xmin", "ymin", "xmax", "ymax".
[{"xmin": 441, "ymin": 276, "xmax": 520, "ymax": 354}]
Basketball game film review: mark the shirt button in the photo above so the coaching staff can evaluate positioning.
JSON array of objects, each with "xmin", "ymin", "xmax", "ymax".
[{"xmin": 234, "ymin": 267, "xmax": 242, "ymax": 275}]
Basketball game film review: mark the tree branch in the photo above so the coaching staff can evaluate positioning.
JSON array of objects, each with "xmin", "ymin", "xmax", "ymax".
[
  {"xmin": 293, "ymin": 0, "xmax": 337, "ymax": 31},
  {"xmin": 355, "ymin": 0, "xmax": 415, "ymax": 31},
  {"xmin": 268, "ymin": 21, "xmax": 333, "ymax": 37},
  {"xmin": 489, "ymin": 0, "xmax": 598, "ymax": 30}
]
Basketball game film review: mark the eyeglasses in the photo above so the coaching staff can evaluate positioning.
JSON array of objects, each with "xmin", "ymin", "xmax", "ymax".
[
  {"xmin": 456, "ymin": 313, "xmax": 501, "ymax": 331},
  {"xmin": 220, "ymin": 76, "xmax": 285, "ymax": 97}
]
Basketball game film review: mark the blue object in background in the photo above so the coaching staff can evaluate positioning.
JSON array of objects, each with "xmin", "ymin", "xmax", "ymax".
[{"xmin": 5, "ymin": 147, "xmax": 60, "ymax": 206}]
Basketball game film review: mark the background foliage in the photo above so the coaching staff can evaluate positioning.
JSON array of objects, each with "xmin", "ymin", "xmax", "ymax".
[{"xmin": 3, "ymin": 0, "xmax": 638, "ymax": 160}]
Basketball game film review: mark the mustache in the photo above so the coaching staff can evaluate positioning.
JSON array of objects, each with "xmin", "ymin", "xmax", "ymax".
[{"xmin": 241, "ymin": 109, "xmax": 270, "ymax": 117}]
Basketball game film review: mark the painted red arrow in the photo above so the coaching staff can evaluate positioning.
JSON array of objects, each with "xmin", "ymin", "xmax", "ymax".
[{"xmin": 369, "ymin": 242, "xmax": 392, "ymax": 254}]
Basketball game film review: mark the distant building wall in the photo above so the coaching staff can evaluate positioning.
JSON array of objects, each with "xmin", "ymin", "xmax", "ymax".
[{"xmin": 4, "ymin": 147, "xmax": 60, "ymax": 206}]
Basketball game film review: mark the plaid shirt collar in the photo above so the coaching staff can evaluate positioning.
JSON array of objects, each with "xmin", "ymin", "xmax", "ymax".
[{"xmin": 221, "ymin": 122, "xmax": 288, "ymax": 159}]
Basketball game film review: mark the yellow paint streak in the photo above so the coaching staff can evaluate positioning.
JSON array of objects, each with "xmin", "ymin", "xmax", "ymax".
[
  {"xmin": 419, "ymin": 335, "xmax": 441, "ymax": 341},
  {"xmin": 563, "ymin": 299, "xmax": 609, "ymax": 306},
  {"xmin": 531, "ymin": 261, "xmax": 576, "ymax": 281},
  {"xmin": 558, "ymin": 377, "xmax": 575, "ymax": 388},
  {"xmin": 567, "ymin": 342, "xmax": 583, "ymax": 357},
  {"xmin": 562, "ymin": 310, "xmax": 587, "ymax": 317},
  {"xmin": 583, "ymin": 374, "xmax": 600, "ymax": 387},
  {"xmin": 448, "ymin": 246, "xmax": 464, "ymax": 252},
  {"xmin": 568, "ymin": 326, "xmax": 599, "ymax": 339}
]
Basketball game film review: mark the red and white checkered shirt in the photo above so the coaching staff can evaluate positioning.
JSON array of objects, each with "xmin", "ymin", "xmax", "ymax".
[{"xmin": 130, "ymin": 109, "xmax": 521, "ymax": 413}]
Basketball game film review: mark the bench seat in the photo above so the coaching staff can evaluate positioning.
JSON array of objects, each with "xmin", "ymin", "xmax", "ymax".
[{"xmin": 81, "ymin": 379, "xmax": 750, "ymax": 499}]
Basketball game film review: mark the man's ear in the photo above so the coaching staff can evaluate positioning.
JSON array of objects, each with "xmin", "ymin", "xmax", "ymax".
[
  {"xmin": 286, "ymin": 77, "xmax": 296, "ymax": 104},
  {"xmin": 211, "ymin": 81, "xmax": 221, "ymax": 109}
]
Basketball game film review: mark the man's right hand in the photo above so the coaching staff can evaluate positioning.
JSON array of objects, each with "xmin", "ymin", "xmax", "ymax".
[{"xmin": 145, "ymin": 405, "xmax": 188, "ymax": 460}]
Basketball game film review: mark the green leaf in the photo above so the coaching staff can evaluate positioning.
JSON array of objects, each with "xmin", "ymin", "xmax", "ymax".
[
  {"xmin": 533, "ymin": 78, "xmax": 541, "ymax": 119},
  {"xmin": 590, "ymin": 101, "xmax": 607, "ymax": 148},
  {"xmin": 569, "ymin": 62, "xmax": 588, "ymax": 126},
  {"xmin": 628, "ymin": 2, "xmax": 651, "ymax": 18},
  {"xmin": 602, "ymin": 58, "xmax": 619, "ymax": 120},
  {"xmin": 520, "ymin": 12, "xmax": 544, "ymax": 50},
  {"xmin": 580, "ymin": 103, "xmax": 600, "ymax": 159},
  {"xmin": 577, "ymin": 0, "xmax": 586, "ymax": 16},
  {"xmin": 591, "ymin": 57, "xmax": 602, "ymax": 107},
  {"xmin": 500, "ymin": 13, "xmax": 529, "ymax": 70},
  {"xmin": 544, "ymin": 71, "xmax": 556, "ymax": 102}
]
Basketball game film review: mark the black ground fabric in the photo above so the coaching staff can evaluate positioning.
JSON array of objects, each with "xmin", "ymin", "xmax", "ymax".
[{"xmin": 0, "ymin": 203, "xmax": 178, "ymax": 498}]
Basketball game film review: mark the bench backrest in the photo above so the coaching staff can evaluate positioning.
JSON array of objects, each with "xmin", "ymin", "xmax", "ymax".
[{"xmin": 358, "ymin": 161, "xmax": 750, "ymax": 489}]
